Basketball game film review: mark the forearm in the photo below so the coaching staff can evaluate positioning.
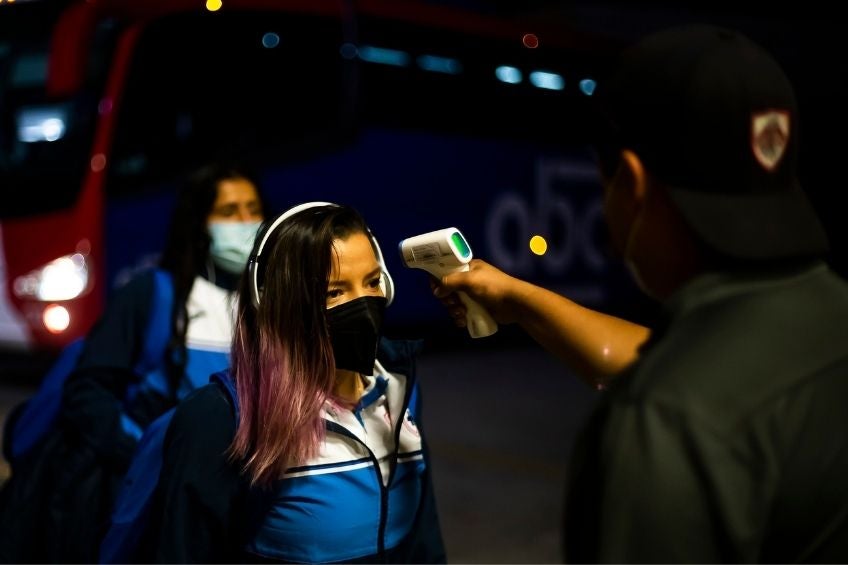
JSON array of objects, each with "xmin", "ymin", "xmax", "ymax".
[{"xmin": 508, "ymin": 280, "xmax": 649, "ymax": 386}]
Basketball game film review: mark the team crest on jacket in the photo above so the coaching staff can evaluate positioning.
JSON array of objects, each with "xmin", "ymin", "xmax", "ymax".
[{"xmin": 751, "ymin": 110, "xmax": 790, "ymax": 172}]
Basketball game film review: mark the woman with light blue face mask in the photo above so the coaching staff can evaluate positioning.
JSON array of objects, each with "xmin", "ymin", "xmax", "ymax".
[
  {"xmin": 207, "ymin": 177, "xmax": 264, "ymax": 276},
  {"xmin": 0, "ymin": 162, "xmax": 266, "ymax": 563},
  {"xmin": 152, "ymin": 163, "xmax": 266, "ymax": 394}
]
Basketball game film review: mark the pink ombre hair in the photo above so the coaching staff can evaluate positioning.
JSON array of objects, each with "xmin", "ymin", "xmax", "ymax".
[{"xmin": 228, "ymin": 205, "xmax": 371, "ymax": 487}]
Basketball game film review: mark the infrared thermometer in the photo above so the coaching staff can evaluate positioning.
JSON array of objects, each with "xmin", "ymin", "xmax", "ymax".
[{"xmin": 399, "ymin": 228, "xmax": 498, "ymax": 338}]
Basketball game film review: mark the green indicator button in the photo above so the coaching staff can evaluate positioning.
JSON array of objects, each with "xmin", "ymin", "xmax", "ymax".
[{"xmin": 451, "ymin": 232, "xmax": 471, "ymax": 258}]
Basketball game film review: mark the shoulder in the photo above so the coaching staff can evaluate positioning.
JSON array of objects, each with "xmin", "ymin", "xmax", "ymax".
[
  {"xmin": 618, "ymin": 265, "xmax": 848, "ymax": 435},
  {"xmin": 100, "ymin": 268, "xmax": 169, "ymax": 318},
  {"xmin": 173, "ymin": 382, "xmax": 234, "ymax": 423},
  {"xmin": 649, "ymin": 262, "xmax": 847, "ymax": 362},
  {"xmin": 114, "ymin": 268, "xmax": 162, "ymax": 298},
  {"xmin": 166, "ymin": 382, "xmax": 236, "ymax": 445},
  {"xmin": 377, "ymin": 337, "xmax": 424, "ymax": 374}
]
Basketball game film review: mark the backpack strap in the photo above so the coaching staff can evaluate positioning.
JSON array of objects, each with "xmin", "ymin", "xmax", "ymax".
[
  {"xmin": 134, "ymin": 269, "xmax": 174, "ymax": 376},
  {"xmin": 120, "ymin": 269, "xmax": 175, "ymax": 439}
]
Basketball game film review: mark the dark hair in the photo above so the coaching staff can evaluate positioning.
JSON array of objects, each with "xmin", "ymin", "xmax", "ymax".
[
  {"xmin": 158, "ymin": 162, "xmax": 264, "ymax": 397},
  {"xmin": 230, "ymin": 204, "xmax": 371, "ymax": 487}
]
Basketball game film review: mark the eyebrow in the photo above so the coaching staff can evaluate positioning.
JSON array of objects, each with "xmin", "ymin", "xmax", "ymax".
[
  {"xmin": 328, "ymin": 266, "xmax": 382, "ymax": 287},
  {"xmin": 217, "ymin": 199, "xmax": 259, "ymax": 209},
  {"xmin": 363, "ymin": 266, "xmax": 382, "ymax": 281}
]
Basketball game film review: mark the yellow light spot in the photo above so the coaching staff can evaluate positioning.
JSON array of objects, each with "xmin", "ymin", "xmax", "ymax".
[
  {"xmin": 529, "ymin": 235, "xmax": 547, "ymax": 256},
  {"xmin": 206, "ymin": 0, "xmax": 222, "ymax": 12}
]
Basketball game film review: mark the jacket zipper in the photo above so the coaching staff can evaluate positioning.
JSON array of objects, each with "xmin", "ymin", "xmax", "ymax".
[{"xmin": 323, "ymin": 374, "xmax": 414, "ymax": 562}]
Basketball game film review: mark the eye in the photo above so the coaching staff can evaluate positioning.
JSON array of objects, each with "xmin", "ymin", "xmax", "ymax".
[
  {"xmin": 247, "ymin": 203, "xmax": 263, "ymax": 218},
  {"xmin": 367, "ymin": 276, "xmax": 382, "ymax": 289},
  {"xmin": 213, "ymin": 204, "xmax": 237, "ymax": 218},
  {"xmin": 327, "ymin": 288, "xmax": 343, "ymax": 300}
]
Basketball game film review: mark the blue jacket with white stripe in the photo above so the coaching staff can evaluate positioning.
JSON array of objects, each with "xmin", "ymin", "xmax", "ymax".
[{"xmin": 135, "ymin": 338, "xmax": 446, "ymax": 563}]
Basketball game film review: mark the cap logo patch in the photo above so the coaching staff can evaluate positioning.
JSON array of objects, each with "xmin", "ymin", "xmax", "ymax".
[{"xmin": 751, "ymin": 110, "xmax": 790, "ymax": 172}]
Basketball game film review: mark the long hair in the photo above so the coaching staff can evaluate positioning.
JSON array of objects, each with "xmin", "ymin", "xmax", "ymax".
[
  {"xmin": 229, "ymin": 205, "xmax": 371, "ymax": 487},
  {"xmin": 158, "ymin": 162, "xmax": 264, "ymax": 396}
]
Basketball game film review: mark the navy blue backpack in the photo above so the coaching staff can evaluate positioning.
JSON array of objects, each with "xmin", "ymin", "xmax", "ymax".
[
  {"xmin": 97, "ymin": 338, "xmax": 422, "ymax": 563},
  {"xmin": 3, "ymin": 269, "xmax": 174, "ymax": 464},
  {"xmin": 98, "ymin": 370, "xmax": 239, "ymax": 564}
]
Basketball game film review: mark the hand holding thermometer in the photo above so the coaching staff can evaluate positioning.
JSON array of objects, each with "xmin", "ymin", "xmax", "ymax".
[{"xmin": 399, "ymin": 228, "xmax": 498, "ymax": 338}]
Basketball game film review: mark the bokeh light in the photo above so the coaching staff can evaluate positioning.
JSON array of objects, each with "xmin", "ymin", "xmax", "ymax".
[
  {"xmin": 43, "ymin": 305, "xmax": 70, "ymax": 334},
  {"xmin": 90, "ymin": 153, "xmax": 106, "ymax": 172},
  {"xmin": 579, "ymin": 78, "xmax": 597, "ymax": 96},
  {"xmin": 522, "ymin": 33, "xmax": 539, "ymax": 49},
  {"xmin": 262, "ymin": 32, "xmax": 280, "ymax": 48},
  {"xmin": 529, "ymin": 235, "xmax": 548, "ymax": 255},
  {"xmin": 495, "ymin": 66, "xmax": 522, "ymax": 84}
]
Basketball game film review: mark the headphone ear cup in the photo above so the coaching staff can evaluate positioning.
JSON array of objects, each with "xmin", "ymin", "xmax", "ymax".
[
  {"xmin": 248, "ymin": 256, "xmax": 261, "ymax": 307},
  {"xmin": 368, "ymin": 231, "xmax": 393, "ymax": 306},
  {"xmin": 380, "ymin": 270, "xmax": 395, "ymax": 306}
]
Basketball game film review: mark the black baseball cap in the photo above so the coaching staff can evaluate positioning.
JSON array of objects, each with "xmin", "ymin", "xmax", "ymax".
[{"xmin": 593, "ymin": 24, "xmax": 829, "ymax": 261}]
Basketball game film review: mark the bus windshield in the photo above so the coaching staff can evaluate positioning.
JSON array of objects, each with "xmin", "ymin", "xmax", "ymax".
[{"xmin": 0, "ymin": 0, "xmax": 107, "ymax": 219}]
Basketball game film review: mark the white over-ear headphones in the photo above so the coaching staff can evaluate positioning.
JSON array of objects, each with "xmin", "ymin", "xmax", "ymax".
[{"xmin": 247, "ymin": 201, "xmax": 395, "ymax": 308}]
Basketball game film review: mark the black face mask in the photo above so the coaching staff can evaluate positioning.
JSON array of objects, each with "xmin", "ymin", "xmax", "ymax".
[{"xmin": 326, "ymin": 295, "xmax": 387, "ymax": 375}]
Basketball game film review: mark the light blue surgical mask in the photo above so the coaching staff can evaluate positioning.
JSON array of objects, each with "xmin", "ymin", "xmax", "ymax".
[{"xmin": 208, "ymin": 221, "xmax": 261, "ymax": 274}]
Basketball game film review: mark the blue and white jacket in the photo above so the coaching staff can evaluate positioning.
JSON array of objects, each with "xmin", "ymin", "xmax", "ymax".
[
  {"xmin": 62, "ymin": 269, "xmax": 236, "ymax": 450},
  {"xmin": 136, "ymin": 338, "xmax": 446, "ymax": 564}
]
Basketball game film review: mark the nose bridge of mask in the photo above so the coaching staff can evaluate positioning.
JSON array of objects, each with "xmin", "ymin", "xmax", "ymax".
[
  {"xmin": 327, "ymin": 295, "xmax": 387, "ymax": 324},
  {"xmin": 249, "ymin": 202, "xmax": 395, "ymax": 307}
]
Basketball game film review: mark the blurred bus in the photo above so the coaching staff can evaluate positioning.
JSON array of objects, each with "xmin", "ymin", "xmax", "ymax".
[{"xmin": 0, "ymin": 0, "xmax": 644, "ymax": 358}]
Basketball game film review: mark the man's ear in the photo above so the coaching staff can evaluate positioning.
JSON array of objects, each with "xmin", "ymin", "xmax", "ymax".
[{"xmin": 620, "ymin": 149, "xmax": 648, "ymax": 204}]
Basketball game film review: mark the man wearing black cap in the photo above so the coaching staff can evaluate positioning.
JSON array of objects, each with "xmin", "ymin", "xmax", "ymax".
[{"xmin": 433, "ymin": 24, "xmax": 848, "ymax": 562}]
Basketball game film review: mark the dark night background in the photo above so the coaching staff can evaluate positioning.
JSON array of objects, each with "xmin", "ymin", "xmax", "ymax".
[{"xmin": 1, "ymin": 2, "xmax": 846, "ymax": 562}]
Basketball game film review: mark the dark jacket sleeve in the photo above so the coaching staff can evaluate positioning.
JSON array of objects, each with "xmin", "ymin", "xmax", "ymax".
[
  {"xmin": 408, "ymin": 380, "xmax": 447, "ymax": 564},
  {"xmin": 61, "ymin": 272, "xmax": 161, "ymax": 466},
  {"xmin": 141, "ymin": 384, "xmax": 246, "ymax": 563},
  {"xmin": 381, "ymin": 337, "xmax": 447, "ymax": 563}
]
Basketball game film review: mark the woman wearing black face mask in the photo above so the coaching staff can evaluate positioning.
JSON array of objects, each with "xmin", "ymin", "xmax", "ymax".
[{"xmin": 123, "ymin": 203, "xmax": 446, "ymax": 564}]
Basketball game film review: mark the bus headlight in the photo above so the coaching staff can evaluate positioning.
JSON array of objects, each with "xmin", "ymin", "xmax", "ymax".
[{"xmin": 13, "ymin": 253, "xmax": 90, "ymax": 301}]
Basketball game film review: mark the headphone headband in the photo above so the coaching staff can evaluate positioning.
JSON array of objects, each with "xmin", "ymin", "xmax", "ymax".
[{"xmin": 248, "ymin": 202, "xmax": 395, "ymax": 307}]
